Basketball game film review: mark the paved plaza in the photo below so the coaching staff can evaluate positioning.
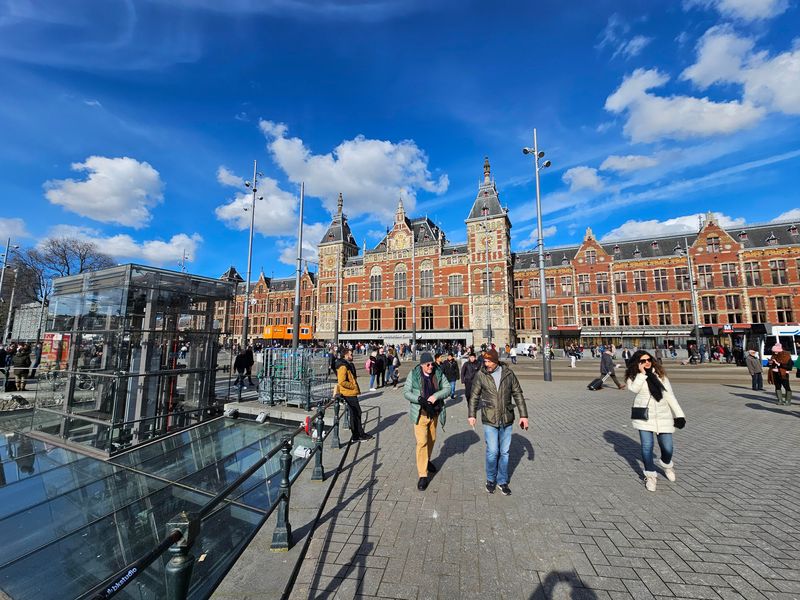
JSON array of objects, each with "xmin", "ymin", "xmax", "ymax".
[{"xmin": 288, "ymin": 363, "xmax": 800, "ymax": 600}]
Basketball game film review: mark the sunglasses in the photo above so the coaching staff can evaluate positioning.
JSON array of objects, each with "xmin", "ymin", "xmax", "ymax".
[
  {"xmin": 639, "ymin": 358, "xmax": 652, "ymax": 364},
  {"xmin": 422, "ymin": 362, "xmax": 433, "ymax": 367}
]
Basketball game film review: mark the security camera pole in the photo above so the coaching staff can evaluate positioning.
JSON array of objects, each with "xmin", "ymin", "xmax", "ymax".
[{"xmin": 523, "ymin": 129, "xmax": 552, "ymax": 381}]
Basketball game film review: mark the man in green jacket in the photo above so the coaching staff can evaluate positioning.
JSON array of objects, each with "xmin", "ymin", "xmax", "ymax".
[
  {"xmin": 468, "ymin": 348, "xmax": 529, "ymax": 496},
  {"xmin": 404, "ymin": 351, "xmax": 450, "ymax": 491}
]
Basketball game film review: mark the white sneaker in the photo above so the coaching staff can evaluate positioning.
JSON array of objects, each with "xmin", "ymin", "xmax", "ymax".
[
  {"xmin": 656, "ymin": 458, "xmax": 676, "ymax": 482},
  {"xmin": 644, "ymin": 471, "xmax": 657, "ymax": 492},
  {"xmin": 369, "ymin": 388, "xmax": 377, "ymax": 391}
]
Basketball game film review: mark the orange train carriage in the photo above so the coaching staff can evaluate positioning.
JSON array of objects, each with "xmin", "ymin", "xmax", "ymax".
[{"xmin": 262, "ymin": 325, "xmax": 313, "ymax": 341}]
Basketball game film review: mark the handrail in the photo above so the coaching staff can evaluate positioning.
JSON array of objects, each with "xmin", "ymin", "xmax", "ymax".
[{"xmin": 77, "ymin": 396, "xmax": 341, "ymax": 600}]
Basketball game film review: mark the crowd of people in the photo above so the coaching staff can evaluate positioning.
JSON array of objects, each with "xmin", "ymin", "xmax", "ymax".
[{"xmin": 0, "ymin": 342, "xmax": 41, "ymax": 392}]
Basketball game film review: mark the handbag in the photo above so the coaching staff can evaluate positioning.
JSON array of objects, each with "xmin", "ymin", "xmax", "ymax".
[{"xmin": 631, "ymin": 406, "xmax": 649, "ymax": 420}]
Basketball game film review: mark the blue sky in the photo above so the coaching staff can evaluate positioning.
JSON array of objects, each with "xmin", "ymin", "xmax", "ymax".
[{"xmin": 1, "ymin": 0, "xmax": 799, "ymax": 279}]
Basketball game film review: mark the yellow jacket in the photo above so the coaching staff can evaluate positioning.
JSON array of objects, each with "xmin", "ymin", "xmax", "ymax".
[{"xmin": 336, "ymin": 362, "xmax": 361, "ymax": 397}]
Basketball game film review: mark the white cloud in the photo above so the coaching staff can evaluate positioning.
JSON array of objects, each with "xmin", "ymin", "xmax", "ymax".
[
  {"xmin": 605, "ymin": 68, "xmax": 765, "ymax": 142},
  {"xmin": 216, "ymin": 166, "xmax": 245, "ymax": 188},
  {"xmin": 773, "ymin": 208, "xmax": 800, "ymax": 222},
  {"xmin": 83, "ymin": 99, "xmax": 102, "ymax": 108},
  {"xmin": 562, "ymin": 167, "xmax": 603, "ymax": 192},
  {"xmin": 519, "ymin": 225, "xmax": 558, "ymax": 250},
  {"xmin": 277, "ymin": 222, "xmax": 327, "ymax": 266},
  {"xmin": 44, "ymin": 156, "xmax": 164, "ymax": 228},
  {"xmin": 681, "ymin": 26, "xmax": 754, "ymax": 89},
  {"xmin": 45, "ymin": 224, "xmax": 202, "ymax": 267},
  {"xmin": 597, "ymin": 14, "xmax": 652, "ymax": 59},
  {"xmin": 0, "ymin": 218, "xmax": 30, "ymax": 241},
  {"xmin": 685, "ymin": 0, "xmax": 788, "ymax": 22},
  {"xmin": 599, "ymin": 154, "xmax": 659, "ymax": 173},
  {"xmin": 214, "ymin": 175, "xmax": 299, "ymax": 236},
  {"xmin": 600, "ymin": 212, "xmax": 746, "ymax": 241},
  {"xmin": 259, "ymin": 119, "xmax": 448, "ymax": 220},
  {"xmin": 618, "ymin": 35, "xmax": 652, "ymax": 59}
]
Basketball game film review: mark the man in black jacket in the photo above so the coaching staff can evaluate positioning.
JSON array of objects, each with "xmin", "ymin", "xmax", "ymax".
[
  {"xmin": 460, "ymin": 352, "xmax": 480, "ymax": 402},
  {"xmin": 441, "ymin": 353, "xmax": 460, "ymax": 399},
  {"xmin": 600, "ymin": 347, "xmax": 625, "ymax": 389},
  {"xmin": 375, "ymin": 347, "xmax": 387, "ymax": 388}
]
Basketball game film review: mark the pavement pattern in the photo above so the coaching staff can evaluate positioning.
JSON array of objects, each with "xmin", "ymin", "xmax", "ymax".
[{"xmin": 289, "ymin": 365, "xmax": 800, "ymax": 600}]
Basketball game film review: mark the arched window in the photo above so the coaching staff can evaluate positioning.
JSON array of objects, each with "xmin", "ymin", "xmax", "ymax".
[
  {"xmin": 419, "ymin": 260, "xmax": 434, "ymax": 298},
  {"xmin": 369, "ymin": 266, "xmax": 382, "ymax": 301},
  {"xmin": 394, "ymin": 264, "xmax": 407, "ymax": 300}
]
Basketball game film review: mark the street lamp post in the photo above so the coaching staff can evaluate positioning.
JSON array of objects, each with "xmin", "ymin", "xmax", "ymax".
[
  {"xmin": 3, "ymin": 269, "xmax": 18, "ymax": 343},
  {"xmin": 684, "ymin": 237, "xmax": 702, "ymax": 356},
  {"xmin": 523, "ymin": 128, "xmax": 552, "ymax": 382},
  {"xmin": 0, "ymin": 237, "xmax": 19, "ymax": 311},
  {"xmin": 411, "ymin": 225, "xmax": 417, "ymax": 358},
  {"xmin": 482, "ymin": 205, "xmax": 493, "ymax": 346},
  {"xmin": 241, "ymin": 160, "xmax": 264, "ymax": 350},
  {"xmin": 291, "ymin": 183, "xmax": 305, "ymax": 351}
]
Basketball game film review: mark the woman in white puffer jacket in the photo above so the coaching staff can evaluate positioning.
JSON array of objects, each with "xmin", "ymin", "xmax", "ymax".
[{"xmin": 625, "ymin": 350, "xmax": 686, "ymax": 492}]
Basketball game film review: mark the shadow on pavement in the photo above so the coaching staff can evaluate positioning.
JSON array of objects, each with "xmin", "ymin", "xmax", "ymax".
[
  {"xmin": 730, "ymin": 392, "xmax": 776, "ymax": 403},
  {"xmin": 369, "ymin": 411, "xmax": 404, "ymax": 434},
  {"xmin": 529, "ymin": 570, "xmax": 598, "ymax": 600},
  {"xmin": 745, "ymin": 402, "xmax": 800, "ymax": 417},
  {"xmin": 508, "ymin": 433, "xmax": 535, "ymax": 478},
  {"xmin": 603, "ymin": 430, "xmax": 643, "ymax": 479},
  {"xmin": 436, "ymin": 428, "xmax": 481, "ymax": 468}
]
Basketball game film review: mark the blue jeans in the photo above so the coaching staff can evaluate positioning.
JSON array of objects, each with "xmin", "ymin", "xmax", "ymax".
[
  {"xmin": 369, "ymin": 373, "xmax": 376, "ymax": 388},
  {"xmin": 751, "ymin": 372, "xmax": 763, "ymax": 390},
  {"xmin": 449, "ymin": 381, "xmax": 456, "ymax": 397},
  {"xmin": 483, "ymin": 424, "xmax": 513, "ymax": 485},
  {"xmin": 639, "ymin": 430, "xmax": 673, "ymax": 472}
]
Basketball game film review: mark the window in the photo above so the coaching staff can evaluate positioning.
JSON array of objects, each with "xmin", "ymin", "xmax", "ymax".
[
  {"xmin": 596, "ymin": 272, "xmax": 609, "ymax": 295},
  {"xmin": 721, "ymin": 263, "xmax": 738, "ymax": 287},
  {"xmin": 769, "ymin": 260, "xmax": 787, "ymax": 285},
  {"xmin": 697, "ymin": 265, "xmax": 714, "ymax": 289},
  {"xmin": 598, "ymin": 301, "xmax": 611, "ymax": 326},
  {"xmin": 636, "ymin": 301, "xmax": 651, "ymax": 326},
  {"xmin": 560, "ymin": 276, "xmax": 573, "ymax": 296},
  {"xmin": 482, "ymin": 269, "xmax": 493, "ymax": 294},
  {"xmin": 347, "ymin": 284, "xmax": 358, "ymax": 304},
  {"xmin": 369, "ymin": 308, "xmax": 381, "ymax": 331},
  {"xmin": 675, "ymin": 267, "xmax": 689, "ymax": 291},
  {"xmin": 585, "ymin": 249, "xmax": 596, "ymax": 264},
  {"xmin": 513, "ymin": 279, "xmax": 524, "ymax": 300},
  {"xmin": 653, "ymin": 269, "xmax": 668, "ymax": 292},
  {"xmin": 678, "ymin": 300, "xmax": 693, "ymax": 325},
  {"xmin": 725, "ymin": 294, "xmax": 743, "ymax": 323},
  {"xmin": 701, "ymin": 296, "xmax": 717, "ymax": 324},
  {"xmin": 419, "ymin": 262, "xmax": 434, "ymax": 298},
  {"xmin": 549, "ymin": 311, "xmax": 557, "ymax": 328},
  {"xmin": 578, "ymin": 274, "xmax": 590, "ymax": 295},
  {"xmin": 744, "ymin": 262, "xmax": 761, "ymax": 286},
  {"xmin": 346, "ymin": 309, "xmax": 357, "ymax": 332},
  {"xmin": 546, "ymin": 277, "xmax": 556, "ymax": 297},
  {"xmin": 766, "ymin": 232, "xmax": 777, "ymax": 246},
  {"xmin": 448, "ymin": 274, "xmax": 463, "ymax": 297},
  {"xmin": 421, "ymin": 306, "xmax": 434, "ymax": 330},
  {"xmin": 797, "ymin": 259, "xmax": 800, "ymax": 280},
  {"xmin": 776, "ymin": 296, "xmax": 794, "ymax": 322},
  {"xmin": 614, "ymin": 272, "xmax": 627, "ymax": 294},
  {"xmin": 657, "ymin": 300, "xmax": 672, "ymax": 325},
  {"xmin": 531, "ymin": 306, "xmax": 540, "ymax": 330},
  {"xmin": 617, "ymin": 302, "xmax": 630, "ymax": 326},
  {"xmin": 706, "ymin": 235, "xmax": 720, "ymax": 253},
  {"xmin": 369, "ymin": 268, "xmax": 382, "ymax": 301},
  {"xmin": 562, "ymin": 304, "xmax": 575, "ymax": 325},
  {"xmin": 394, "ymin": 307, "xmax": 406, "ymax": 331},
  {"xmin": 514, "ymin": 307, "xmax": 525, "ymax": 330},
  {"xmin": 325, "ymin": 285, "xmax": 335, "ymax": 304},
  {"xmin": 394, "ymin": 267, "xmax": 407, "ymax": 300},
  {"xmin": 450, "ymin": 304, "xmax": 464, "ymax": 330},
  {"xmin": 580, "ymin": 302, "xmax": 593, "ymax": 327},
  {"xmin": 738, "ymin": 230, "xmax": 748, "ymax": 241},
  {"xmin": 529, "ymin": 278, "xmax": 539, "ymax": 298},
  {"xmin": 750, "ymin": 297, "xmax": 766, "ymax": 322},
  {"xmin": 633, "ymin": 270, "xmax": 648, "ymax": 293}
]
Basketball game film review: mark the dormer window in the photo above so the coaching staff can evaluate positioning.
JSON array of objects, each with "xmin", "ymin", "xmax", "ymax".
[
  {"xmin": 545, "ymin": 252, "xmax": 551, "ymax": 260},
  {"xmin": 633, "ymin": 247, "xmax": 641, "ymax": 258},
  {"xmin": 585, "ymin": 249, "xmax": 596, "ymax": 264},
  {"xmin": 561, "ymin": 256, "xmax": 569, "ymax": 266},
  {"xmin": 651, "ymin": 240, "xmax": 659, "ymax": 250},
  {"xmin": 738, "ymin": 230, "xmax": 748, "ymax": 241},
  {"xmin": 674, "ymin": 244, "xmax": 684, "ymax": 255},
  {"xmin": 766, "ymin": 232, "xmax": 778, "ymax": 246},
  {"xmin": 789, "ymin": 224, "xmax": 798, "ymax": 236},
  {"xmin": 706, "ymin": 235, "xmax": 720, "ymax": 253},
  {"xmin": 327, "ymin": 233, "xmax": 334, "ymax": 240},
  {"xmin": 613, "ymin": 244, "xmax": 620, "ymax": 255}
]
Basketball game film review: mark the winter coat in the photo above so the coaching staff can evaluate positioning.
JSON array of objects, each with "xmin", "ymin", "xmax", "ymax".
[
  {"xmin": 745, "ymin": 354, "xmax": 763, "ymax": 375},
  {"xmin": 767, "ymin": 351, "xmax": 792, "ymax": 384},
  {"xmin": 233, "ymin": 353, "xmax": 248, "ymax": 374},
  {"xmin": 460, "ymin": 360, "xmax": 480, "ymax": 387},
  {"xmin": 468, "ymin": 363, "xmax": 528, "ymax": 428},
  {"xmin": 441, "ymin": 359, "xmax": 460, "ymax": 383},
  {"xmin": 403, "ymin": 365, "xmax": 449, "ymax": 427},
  {"xmin": 336, "ymin": 359, "xmax": 361, "ymax": 398},
  {"xmin": 375, "ymin": 354, "xmax": 386, "ymax": 372},
  {"xmin": 627, "ymin": 373, "xmax": 685, "ymax": 434},
  {"xmin": 600, "ymin": 353, "xmax": 616, "ymax": 376}
]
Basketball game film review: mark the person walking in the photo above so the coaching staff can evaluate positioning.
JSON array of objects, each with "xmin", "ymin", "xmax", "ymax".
[
  {"xmin": 767, "ymin": 343, "xmax": 793, "ymax": 405},
  {"xmin": 625, "ymin": 350, "xmax": 686, "ymax": 492},
  {"xmin": 441, "ymin": 353, "xmax": 460, "ymax": 399},
  {"xmin": 745, "ymin": 349, "xmax": 764, "ymax": 391},
  {"xmin": 404, "ymin": 352, "xmax": 449, "ymax": 491},
  {"xmin": 467, "ymin": 348, "xmax": 529, "ymax": 496},
  {"xmin": 509, "ymin": 346, "xmax": 517, "ymax": 364},
  {"xmin": 367, "ymin": 351, "xmax": 377, "ymax": 391},
  {"xmin": 375, "ymin": 347, "xmax": 387, "ymax": 388},
  {"xmin": 460, "ymin": 352, "xmax": 480, "ymax": 404},
  {"xmin": 244, "ymin": 345, "xmax": 255, "ymax": 386},
  {"xmin": 11, "ymin": 343, "xmax": 31, "ymax": 392},
  {"xmin": 336, "ymin": 348, "xmax": 373, "ymax": 442},
  {"xmin": 233, "ymin": 349, "xmax": 248, "ymax": 388},
  {"xmin": 600, "ymin": 347, "xmax": 625, "ymax": 389},
  {"xmin": 568, "ymin": 345, "xmax": 577, "ymax": 368}
]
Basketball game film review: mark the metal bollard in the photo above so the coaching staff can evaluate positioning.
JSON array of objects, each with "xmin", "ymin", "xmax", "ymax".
[
  {"xmin": 270, "ymin": 437, "xmax": 293, "ymax": 551},
  {"xmin": 164, "ymin": 511, "xmax": 199, "ymax": 600},
  {"xmin": 311, "ymin": 401, "xmax": 325, "ymax": 481},
  {"xmin": 342, "ymin": 398, "xmax": 351, "ymax": 431},
  {"xmin": 330, "ymin": 398, "xmax": 341, "ymax": 448}
]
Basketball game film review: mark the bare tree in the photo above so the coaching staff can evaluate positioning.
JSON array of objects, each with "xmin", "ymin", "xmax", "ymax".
[{"xmin": 13, "ymin": 237, "xmax": 116, "ymax": 301}]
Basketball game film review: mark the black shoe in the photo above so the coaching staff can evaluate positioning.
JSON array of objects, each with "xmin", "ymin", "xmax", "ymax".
[
  {"xmin": 359, "ymin": 434, "xmax": 374, "ymax": 441},
  {"xmin": 485, "ymin": 481, "xmax": 496, "ymax": 494},
  {"xmin": 427, "ymin": 461, "xmax": 437, "ymax": 474},
  {"xmin": 417, "ymin": 477, "xmax": 429, "ymax": 491},
  {"xmin": 499, "ymin": 484, "xmax": 512, "ymax": 496}
]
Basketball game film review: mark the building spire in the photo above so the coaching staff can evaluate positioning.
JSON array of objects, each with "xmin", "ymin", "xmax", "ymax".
[
  {"xmin": 483, "ymin": 156, "xmax": 491, "ymax": 183},
  {"xmin": 337, "ymin": 192, "xmax": 343, "ymax": 215},
  {"xmin": 395, "ymin": 196, "xmax": 406, "ymax": 223}
]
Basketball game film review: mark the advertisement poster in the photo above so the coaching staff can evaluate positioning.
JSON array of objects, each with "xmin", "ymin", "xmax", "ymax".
[{"xmin": 41, "ymin": 333, "xmax": 71, "ymax": 367}]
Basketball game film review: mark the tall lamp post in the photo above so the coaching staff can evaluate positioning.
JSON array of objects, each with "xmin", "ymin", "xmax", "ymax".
[
  {"xmin": 291, "ymin": 183, "xmax": 305, "ymax": 351},
  {"xmin": 241, "ymin": 160, "xmax": 264, "ymax": 350},
  {"xmin": 481, "ymin": 205, "xmax": 493, "ymax": 345},
  {"xmin": 411, "ymin": 224, "xmax": 417, "ymax": 358},
  {"xmin": 3, "ymin": 269, "xmax": 18, "ymax": 344},
  {"xmin": 523, "ymin": 128, "xmax": 552, "ymax": 382},
  {"xmin": 0, "ymin": 237, "xmax": 19, "ymax": 312},
  {"xmin": 683, "ymin": 237, "xmax": 702, "ymax": 355}
]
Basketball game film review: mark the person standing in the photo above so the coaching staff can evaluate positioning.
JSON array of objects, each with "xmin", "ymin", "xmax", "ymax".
[
  {"xmin": 441, "ymin": 353, "xmax": 460, "ymax": 399},
  {"xmin": 11, "ymin": 343, "xmax": 31, "ymax": 392},
  {"xmin": 336, "ymin": 349, "xmax": 373, "ymax": 442},
  {"xmin": 375, "ymin": 347, "xmax": 387, "ymax": 388},
  {"xmin": 600, "ymin": 347, "xmax": 625, "ymax": 389},
  {"xmin": 745, "ymin": 349, "xmax": 764, "ymax": 391},
  {"xmin": 233, "ymin": 349, "xmax": 248, "ymax": 388},
  {"xmin": 367, "ymin": 351, "xmax": 377, "ymax": 391},
  {"xmin": 28, "ymin": 343, "xmax": 42, "ymax": 379},
  {"xmin": 509, "ymin": 346, "xmax": 517, "ymax": 364},
  {"xmin": 767, "ymin": 343, "xmax": 793, "ymax": 405},
  {"xmin": 460, "ymin": 352, "xmax": 480, "ymax": 404},
  {"xmin": 244, "ymin": 345, "xmax": 255, "ymax": 386},
  {"xmin": 467, "ymin": 349, "xmax": 529, "ymax": 496},
  {"xmin": 625, "ymin": 350, "xmax": 686, "ymax": 492},
  {"xmin": 404, "ymin": 352, "xmax": 449, "ymax": 491}
]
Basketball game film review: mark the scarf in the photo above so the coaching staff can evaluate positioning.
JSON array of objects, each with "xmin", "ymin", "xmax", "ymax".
[{"xmin": 645, "ymin": 369, "xmax": 665, "ymax": 401}]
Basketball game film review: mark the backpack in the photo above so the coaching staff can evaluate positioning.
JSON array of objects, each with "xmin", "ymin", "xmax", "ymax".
[
  {"xmin": 393, "ymin": 356, "xmax": 400, "ymax": 368},
  {"xmin": 365, "ymin": 358, "xmax": 372, "ymax": 372}
]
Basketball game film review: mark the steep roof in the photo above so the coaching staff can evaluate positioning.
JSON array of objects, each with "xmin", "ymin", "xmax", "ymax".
[
  {"xmin": 466, "ymin": 157, "xmax": 507, "ymax": 221},
  {"xmin": 368, "ymin": 217, "xmax": 446, "ymax": 253},
  {"xmin": 319, "ymin": 193, "xmax": 358, "ymax": 248}
]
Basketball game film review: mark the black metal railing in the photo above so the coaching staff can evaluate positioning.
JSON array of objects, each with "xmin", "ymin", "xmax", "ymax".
[{"xmin": 78, "ymin": 396, "xmax": 343, "ymax": 600}]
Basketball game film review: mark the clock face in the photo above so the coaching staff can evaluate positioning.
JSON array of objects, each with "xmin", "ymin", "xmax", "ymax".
[{"xmin": 325, "ymin": 256, "xmax": 335, "ymax": 269}]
